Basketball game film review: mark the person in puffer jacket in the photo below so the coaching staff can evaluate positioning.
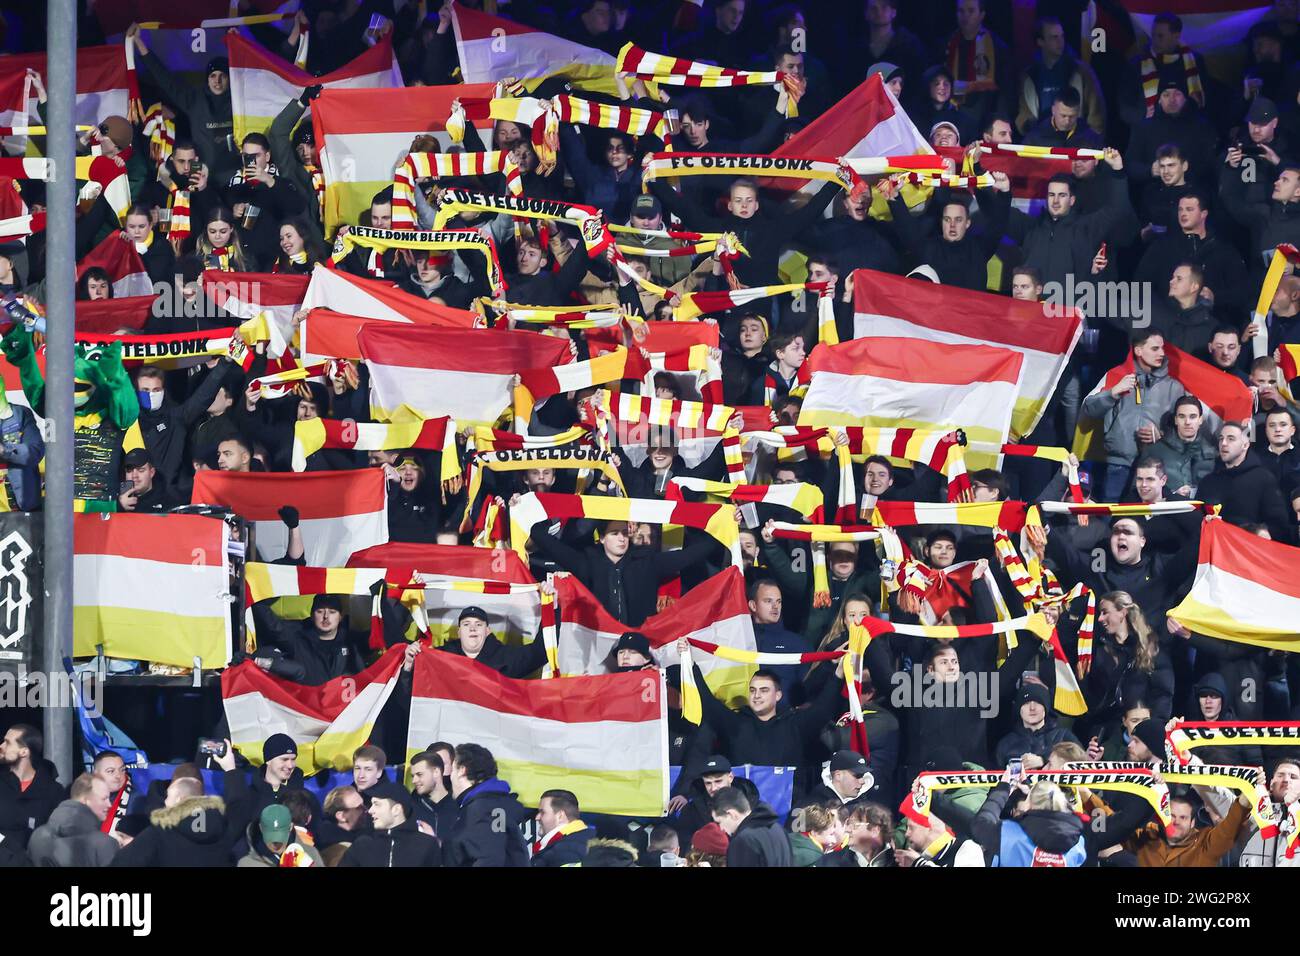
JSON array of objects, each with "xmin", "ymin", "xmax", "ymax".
[
  {"xmin": 971, "ymin": 777, "xmax": 1087, "ymax": 867},
  {"xmin": 111, "ymin": 777, "xmax": 235, "ymax": 867},
  {"xmin": 27, "ymin": 774, "xmax": 119, "ymax": 867}
]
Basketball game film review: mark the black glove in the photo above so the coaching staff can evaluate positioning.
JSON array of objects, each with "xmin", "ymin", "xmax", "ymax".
[
  {"xmin": 278, "ymin": 505, "xmax": 300, "ymax": 528},
  {"xmin": 300, "ymin": 84, "xmax": 323, "ymax": 106}
]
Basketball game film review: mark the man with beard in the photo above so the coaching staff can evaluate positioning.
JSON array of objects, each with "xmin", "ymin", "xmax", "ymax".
[
  {"xmin": 0, "ymin": 724, "xmax": 65, "ymax": 853},
  {"xmin": 1231, "ymin": 757, "xmax": 1300, "ymax": 867},
  {"xmin": 1197, "ymin": 421, "xmax": 1293, "ymax": 542}
]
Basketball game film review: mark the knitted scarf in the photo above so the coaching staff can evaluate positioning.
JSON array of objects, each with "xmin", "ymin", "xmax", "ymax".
[
  {"xmin": 616, "ymin": 42, "xmax": 804, "ymax": 115},
  {"xmin": 464, "ymin": 444, "xmax": 626, "ymax": 530},
  {"xmin": 1139, "ymin": 46, "xmax": 1202, "ymax": 113},
  {"xmin": 392, "ymin": 150, "xmax": 523, "ymax": 228},
  {"xmin": 432, "ymin": 189, "xmax": 615, "ymax": 260},
  {"xmin": 291, "ymin": 416, "xmax": 459, "ymax": 476},
  {"xmin": 642, "ymin": 152, "xmax": 864, "ymax": 199},
  {"xmin": 165, "ymin": 176, "xmax": 191, "ymax": 249},
  {"xmin": 1166, "ymin": 720, "xmax": 1300, "ymax": 765},
  {"xmin": 141, "ymin": 103, "xmax": 175, "ymax": 164},
  {"xmin": 946, "ymin": 29, "xmax": 999, "ymax": 100}
]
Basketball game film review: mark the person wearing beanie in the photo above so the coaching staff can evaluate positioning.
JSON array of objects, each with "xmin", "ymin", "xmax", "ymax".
[
  {"xmin": 1123, "ymin": 75, "xmax": 1218, "ymax": 187},
  {"xmin": 129, "ymin": 25, "xmax": 237, "ymax": 173},
  {"xmin": 213, "ymin": 733, "xmax": 323, "ymax": 864},
  {"xmin": 430, "ymin": 605, "xmax": 550, "ymax": 678},
  {"xmin": 867, "ymin": 62, "xmax": 904, "ymax": 99},
  {"xmin": 385, "ymin": 450, "xmax": 444, "ymax": 545},
  {"xmin": 606, "ymin": 631, "xmax": 655, "ymax": 673},
  {"xmin": 246, "ymin": 592, "xmax": 363, "ymax": 686},
  {"xmin": 685, "ymin": 822, "xmax": 729, "ymax": 863},
  {"xmin": 994, "ymin": 680, "xmax": 1081, "ymax": 768},
  {"xmin": 399, "ymin": 249, "xmax": 475, "ymax": 310},
  {"xmin": 338, "ymin": 780, "xmax": 442, "ymax": 867}
]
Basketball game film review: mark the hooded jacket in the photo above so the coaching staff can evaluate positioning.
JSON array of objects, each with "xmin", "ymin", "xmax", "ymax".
[
  {"xmin": 222, "ymin": 765, "xmax": 322, "ymax": 858},
  {"xmin": 672, "ymin": 774, "xmax": 761, "ymax": 849},
  {"xmin": 27, "ymin": 800, "xmax": 118, "ymax": 867},
  {"xmin": 1197, "ymin": 449, "xmax": 1294, "ymax": 542},
  {"xmin": 237, "ymin": 821, "xmax": 324, "ymax": 867},
  {"xmin": 994, "ymin": 716, "xmax": 1082, "ymax": 768},
  {"xmin": 725, "ymin": 802, "xmax": 792, "ymax": 868},
  {"xmin": 140, "ymin": 51, "xmax": 236, "ymax": 173},
  {"xmin": 970, "ymin": 785, "xmax": 1086, "ymax": 866},
  {"xmin": 1080, "ymin": 358, "xmax": 1185, "ymax": 466},
  {"xmin": 888, "ymin": 187, "xmax": 1011, "ymax": 292},
  {"xmin": 441, "ymin": 778, "xmax": 530, "ymax": 867},
  {"xmin": 1124, "ymin": 102, "xmax": 1219, "ymax": 187},
  {"xmin": 109, "ymin": 795, "xmax": 233, "ymax": 867},
  {"xmin": 339, "ymin": 815, "xmax": 442, "ymax": 867}
]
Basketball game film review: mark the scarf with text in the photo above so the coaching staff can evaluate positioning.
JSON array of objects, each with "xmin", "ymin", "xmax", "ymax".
[
  {"xmin": 464, "ymin": 444, "xmax": 627, "ymax": 532},
  {"xmin": 1165, "ymin": 721, "xmax": 1300, "ymax": 766},
  {"xmin": 642, "ymin": 152, "xmax": 864, "ymax": 199},
  {"xmin": 332, "ymin": 225, "xmax": 505, "ymax": 296},
  {"xmin": 432, "ymin": 189, "xmax": 615, "ymax": 260}
]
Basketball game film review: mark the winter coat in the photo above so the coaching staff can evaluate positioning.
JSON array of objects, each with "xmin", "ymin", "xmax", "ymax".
[
  {"xmin": 1080, "ymin": 358, "xmax": 1185, "ymax": 466},
  {"xmin": 994, "ymin": 717, "xmax": 1082, "ymax": 768},
  {"xmin": 441, "ymin": 779, "xmax": 530, "ymax": 867},
  {"xmin": 789, "ymin": 831, "xmax": 830, "ymax": 867},
  {"xmin": 222, "ymin": 766, "xmax": 322, "ymax": 857},
  {"xmin": 0, "ymin": 402, "xmax": 44, "ymax": 511},
  {"xmin": 0, "ymin": 765, "xmax": 65, "ymax": 851},
  {"xmin": 110, "ymin": 795, "xmax": 234, "ymax": 867},
  {"xmin": 1010, "ymin": 170, "xmax": 1132, "ymax": 292},
  {"xmin": 1152, "ymin": 298, "xmax": 1219, "ymax": 360},
  {"xmin": 339, "ymin": 816, "xmax": 442, "ymax": 867},
  {"xmin": 889, "ymin": 188, "xmax": 1010, "ymax": 292},
  {"xmin": 413, "ymin": 792, "xmax": 460, "ymax": 843},
  {"xmin": 140, "ymin": 51, "xmax": 236, "ymax": 174},
  {"xmin": 1135, "ymin": 230, "xmax": 1249, "ymax": 320},
  {"xmin": 27, "ymin": 800, "xmax": 118, "ymax": 867},
  {"xmin": 236, "ymin": 821, "xmax": 324, "ymax": 867},
  {"xmin": 1016, "ymin": 52, "xmax": 1106, "ymax": 135},
  {"xmin": 672, "ymin": 775, "xmax": 761, "ymax": 849},
  {"xmin": 135, "ymin": 369, "xmax": 228, "ymax": 488},
  {"xmin": 1124, "ymin": 104, "xmax": 1219, "ymax": 187},
  {"xmin": 1085, "ymin": 631, "xmax": 1176, "ymax": 722},
  {"xmin": 1146, "ymin": 431, "xmax": 1218, "ymax": 495},
  {"xmin": 1220, "ymin": 171, "xmax": 1300, "ymax": 276},
  {"xmin": 1128, "ymin": 798, "xmax": 1247, "ymax": 866},
  {"xmin": 1197, "ymin": 450, "xmax": 1294, "ymax": 542},
  {"xmin": 726, "ymin": 802, "xmax": 792, "ymax": 868},
  {"xmin": 970, "ymin": 785, "xmax": 1086, "ymax": 866},
  {"xmin": 531, "ymin": 824, "xmax": 593, "ymax": 867}
]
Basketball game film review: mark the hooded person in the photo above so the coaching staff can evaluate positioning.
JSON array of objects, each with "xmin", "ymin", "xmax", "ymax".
[
  {"xmin": 1186, "ymin": 673, "xmax": 1264, "ymax": 767},
  {"xmin": 435, "ymin": 605, "xmax": 549, "ymax": 678},
  {"xmin": 339, "ymin": 780, "xmax": 442, "ymax": 867},
  {"xmin": 386, "ymin": 450, "xmax": 444, "ymax": 544},
  {"xmin": 970, "ymin": 777, "xmax": 1087, "ymax": 866},
  {"xmin": 132, "ymin": 26, "xmax": 237, "ymax": 174},
  {"xmin": 110, "ymin": 776, "xmax": 233, "ymax": 867},
  {"xmin": 796, "ymin": 750, "xmax": 874, "ymax": 812}
]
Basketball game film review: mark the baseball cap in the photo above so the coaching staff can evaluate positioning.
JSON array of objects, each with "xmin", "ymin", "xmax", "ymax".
[
  {"xmin": 368, "ymin": 779, "xmax": 414, "ymax": 817},
  {"xmin": 698, "ymin": 755, "xmax": 732, "ymax": 778},
  {"xmin": 930, "ymin": 119, "xmax": 961, "ymax": 141},
  {"xmin": 123, "ymin": 448, "xmax": 153, "ymax": 470},
  {"xmin": 631, "ymin": 194, "xmax": 662, "ymax": 219},
  {"xmin": 259, "ymin": 804, "xmax": 292, "ymax": 844},
  {"xmin": 458, "ymin": 605, "xmax": 490, "ymax": 625},
  {"xmin": 1247, "ymin": 97, "xmax": 1278, "ymax": 126},
  {"xmin": 867, "ymin": 62, "xmax": 903, "ymax": 84},
  {"xmin": 830, "ymin": 750, "xmax": 870, "ymax": 776}
]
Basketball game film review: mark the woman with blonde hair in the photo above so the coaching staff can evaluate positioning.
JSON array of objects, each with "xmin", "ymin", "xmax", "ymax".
[
  {"xmin": 970, "ymin": 771, "xmax": 1087, "ymax": 867},
  {"xmin": 1085, "ymin": 590, "xmax": 1174, "ymax": 736},
  {"xmin": 789, "ymin": 803, "xmax": 843, "ymax": 866}
]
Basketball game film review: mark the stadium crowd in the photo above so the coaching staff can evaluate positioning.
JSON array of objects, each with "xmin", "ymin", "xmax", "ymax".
[{"xmin": 3, "ymin": 0, "xmax": 1300, "ymax": 868}]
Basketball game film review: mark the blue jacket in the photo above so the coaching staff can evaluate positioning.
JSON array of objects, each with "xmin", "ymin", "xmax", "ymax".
[{"xmin": 0, "ymin": 403, "xmax": 44, "ymax": 510}]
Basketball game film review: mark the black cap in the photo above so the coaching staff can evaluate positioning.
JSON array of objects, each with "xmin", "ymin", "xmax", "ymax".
[
  {"xmin": 311, "ymin": 594, "xmax": 344, "ymax": 614},
  {"xmin": 367, "ymin": 779, "xmax": 414, "ymax": 817},
  {"xmin": 614, "ymin": 632, "xmax": 653, "ymax": 659},
  {"xmin": 206, "ymin": 56, "xmax": 230, "ymax": 76},
  {"xmin": 123, "ymin": 448, "xmax": 153, "ymax": 469},
  {"xmin": 1159, "ymin": 76, "xmax": 1186, "ymax": 95},
  {"xmin": 1131, "ymin": 718, "xmax": 1166, "ymax": 759},
  {"xmin": 697, "ymin": 755, "xmax": 732, "ymax": 778},
  {"xmin": 458, "ymin": 606, "xmax": 490, "ymax": 625},
  {"xmin": 262, "ymin": 733, "xmax": 297, "ymax": 763},
  {"xmin": 830, "ymin": 750, "xmax": 870, "ymax": 775},
  {"xmin": 1247, "ymin": 97, "xmax": 1278, "ymax": 126}
]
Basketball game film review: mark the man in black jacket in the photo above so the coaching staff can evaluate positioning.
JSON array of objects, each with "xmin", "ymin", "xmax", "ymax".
[
  {"xmin": 255, "ymin": 594, "xmax": 364, "ymax": 685},
  {"xmin": 1151, "ymin": 262, "xmax": 1218, "ymax": 359},
  {"xmin": 531, "ymin": 789, "xmax": 592, "ymax": 866},
  {"xmin": 131, "ymin": 26, "xmax": 236, "ymax": 174},
  {"xmin": 110, "ymin": 777, "xmax": 233, "ymax": 867},
  {"xmin": 442, "ymin": 743, "xmax": 529, "ymax": 867},
  {"xmin": 133, "ymin": 362, "xmax": 231, "ymax": 491},
  {"xmin": 435, "ymin": 605, "xmax": 549, "ymax": 678},
  {"xmin": 712, "ymin": 786, "xmax": 791, "ymax": 867},
  {"xmin": 529, "ymin": 519, "xmax": 719, "ymax": 627},
  {"xmin": 339, "ymin": 781, "xmax": 442, "ymax": 867},
  {"xmin": 1135, "ymin": 191, "xmax": 1249, "ymax": 323},
  {"xmin": 1197, "ymin": 421, "xmax": 1294, "ymax": 542},
  {"xmin": 0, "ymin": 724, "xmax": 65, "ymax": 853},
  {"xmin": 224, "ymin": 133, "xmax": 306, "ymax": 270},
  {"xmin": 213, "ymin": 732, "xmax": 322, "ymax": 860},
  {"xmin": 668, "ymin": 755, "xmax": 762, "ymax": 849},
  {"xmin": 117, "ymin": 448, "xmax": 180, "ymax": 513},
  {"xmin": 410, "ymin": 751, "xmax": 459, "ymax": 841},
  {"xmin": 887, "ymin": 174, "xmax": 1012, "ymax": 291},
  {"xmin": 993, "ymin": 682, "xmax": 1081, "ymax": 767}
]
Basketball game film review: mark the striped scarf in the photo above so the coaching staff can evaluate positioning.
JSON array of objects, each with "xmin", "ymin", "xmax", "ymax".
[
  {"xmin": 464, "ymin": 444, "xmax": 627, "ymax": 532},
  {"xmin": 607, "ymin": 392, "xmax": 745, "ymax": 482},
  {"xmin": 433, "ymin": 189, "xmax": 615, "ymax": 260},
  {"xmin": 946, "ymin": 29, "xmax": 999, "ymax": 100},
  {"xmin": 1038, "ymin": 500, "xmax": 1214, "ymax": 518},
  {"xmin": 1140, "ymin": 47, "xmax": 1202, "ymax": 113},
  {"xmin": 616, "ymin": 42, "xmax": 804, "ymax": 115},
  {"xmin": 207, "ymin": 245, "xmax": 233, "ymax": 272},
  {"xmin": 165, "ymin": 177, "xmax": 191, "ymax": 249},
  {"xmin": 304, "ymin": 163, "xmax": 325, "ymax": 221},
  {"xmin": 671, "ymin": 476, "xmax": 824, "ymax": 519},
  {"xmin": 968, "ymin": 442, "xmax": 1082, "ymax": 503},
  {"xmin": 392, "ymin": 151, "xmax": 523, "ymax": 229},
  {"xmin": 873, "ymin": 500, "xmax": 1036, "ymax": 534},
  {"xmin": 141, "ymin": 103, "xmax": 175, "ymax": 164},
  {"xmin": 979, "ymin": 142, "xmax": 1105, "ymax": 162},
  {"xmin": 1166, "ymin": 720, "xmax": 1300, "ymax": 766},
  {"xmin": 643, "ymin": 152, "xmax": 864, "ymax": 199}
]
